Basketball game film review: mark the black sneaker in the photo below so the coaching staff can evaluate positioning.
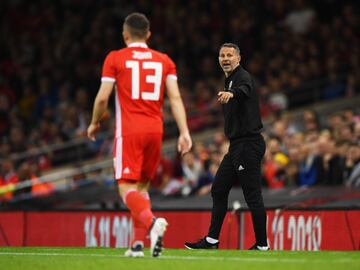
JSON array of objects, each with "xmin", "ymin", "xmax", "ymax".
[
  {"xmin": 184, "ymin": 238, "xmax": 219, "ymax": 249},
  {"xmin": 248, "ymin": 243, "xmax": 270, "ymax": 250}
]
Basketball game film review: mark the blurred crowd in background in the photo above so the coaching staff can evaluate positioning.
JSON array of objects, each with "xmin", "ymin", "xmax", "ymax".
[
  {"xmin": 153, "ymin": 108, "xmax": 360, "ymax": 197},
  {"xmin": 0, "ymin": 0, "xmax": 360, "ymax": 201}
]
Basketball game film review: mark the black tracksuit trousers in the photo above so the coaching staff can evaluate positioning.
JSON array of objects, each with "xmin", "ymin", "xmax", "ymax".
[{"xmin": 208, "ymin": 134, "xmax": 267, "ymax": 246}]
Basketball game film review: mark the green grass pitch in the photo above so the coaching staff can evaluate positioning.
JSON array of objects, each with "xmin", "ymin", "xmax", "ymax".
[{"xmin": 0, "ymin": 247, "xmax": 359, "ymax": 270}]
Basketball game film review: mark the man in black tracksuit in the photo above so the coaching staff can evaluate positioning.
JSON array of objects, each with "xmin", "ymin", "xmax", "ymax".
[{"xmin": 185, "ymin": 43, "xmax": 269, "ymax": 250}]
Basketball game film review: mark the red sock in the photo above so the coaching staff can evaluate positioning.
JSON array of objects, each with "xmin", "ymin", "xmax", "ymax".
[
  {"xmin": 131, "ymin": 192, "xmax": 152, "ymax": 245},
  {"xmin": 131, "ymin": 218, "xmax": 147, "ymax": 245},
  {"xmin": 124, "ymin": 190, "xmax": 153, "ymax": 230}
]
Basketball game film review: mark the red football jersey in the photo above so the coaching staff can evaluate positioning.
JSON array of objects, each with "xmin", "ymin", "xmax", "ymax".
[{"xmin": 101, "ymin": 42, "xmax": 177, "ymax": 137}]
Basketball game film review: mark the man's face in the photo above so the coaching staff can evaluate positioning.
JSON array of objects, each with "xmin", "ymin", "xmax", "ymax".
[{"xmin": 219, "ymin": 47, "xmax": 240, "ymax": 75}]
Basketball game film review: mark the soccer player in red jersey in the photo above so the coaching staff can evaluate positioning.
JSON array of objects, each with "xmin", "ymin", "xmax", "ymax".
[{"xmin": 87, "ymin": 13, "xmax": 192, "ymax": 257}]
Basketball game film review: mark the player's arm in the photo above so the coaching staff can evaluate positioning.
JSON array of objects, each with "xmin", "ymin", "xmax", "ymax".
[
  {"xmin": 87, "ymin": 81, "xmax": 114, "ymax": 141},
  {"xmin": 166, "ymin": 78, "xmax": 192, "ymax": 155}
]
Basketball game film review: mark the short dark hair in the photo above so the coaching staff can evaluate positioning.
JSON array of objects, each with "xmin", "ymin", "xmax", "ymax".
[
  {"xmin": 220, "ymin": 43, "xmax": 240, "ymax": 55},
  {"xmin": 124, "ymin": 13, "xmax": 150, "ymax": 39}
]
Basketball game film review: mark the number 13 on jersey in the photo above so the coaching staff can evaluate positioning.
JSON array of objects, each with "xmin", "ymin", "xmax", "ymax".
[{"xmin": 126, "ymin": 60, "xmax": 163, "ymax": 101}]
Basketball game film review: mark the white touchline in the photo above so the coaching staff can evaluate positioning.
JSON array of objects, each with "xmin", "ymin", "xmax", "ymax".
[{"xmin": 0, "ymin": 252, "xmax": 355, "ymax": 264}]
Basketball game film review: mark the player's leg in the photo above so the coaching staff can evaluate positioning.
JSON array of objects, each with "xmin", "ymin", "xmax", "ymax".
[
  {"xmin": 132, "ymin": 182, "xmax": 151, "ymax": 249},
  {"xmin": 114, "ymin": 136, "xmax": 153, "ymax": 257},
  {"xmin": 118, "ymin": 181, "xmax": 153, "ymax": 257},
  {"xmin": 115, "ymin": 135, "xmax": 155, "ymax": 230},
  {"xmin": 185, "ymin": 154, "xmax": 237, "ymax": 249},
  {"xmin": 142, "ymin": 133, "xmax": 168, "ymax": 257},
  {"xmin": 118, "ymin": 181, "xmax": 154, "ymax": 229}
]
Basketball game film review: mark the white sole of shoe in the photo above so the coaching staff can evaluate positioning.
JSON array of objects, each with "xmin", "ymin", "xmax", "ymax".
[{"xmin": 124, "ymin": 249, "xmax": 144, "ymax": 257}]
